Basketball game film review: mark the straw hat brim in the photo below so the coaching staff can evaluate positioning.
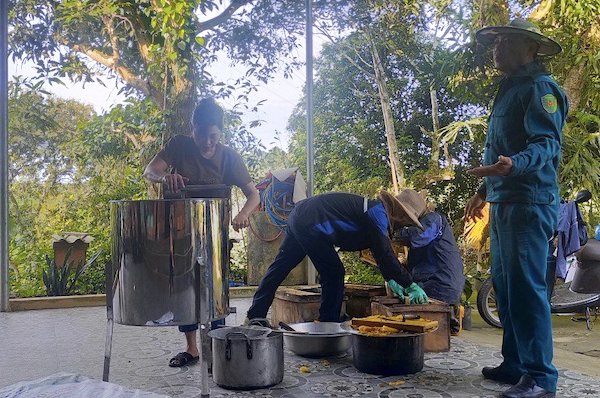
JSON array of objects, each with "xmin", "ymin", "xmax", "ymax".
[
  {"xmin": 476, "ymin": 26, "xmax": 562, "ymax": 56},
  {"xmin": 396, "ymin": 200, "xmax": 424, "ymax": 230}
]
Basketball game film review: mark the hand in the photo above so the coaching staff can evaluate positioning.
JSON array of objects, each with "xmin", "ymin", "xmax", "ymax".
[
  {"xmin": 406, "ymin": 282, "xmax": 428, "ymax": 304},
  {"xmin": 387, "ymin": 279, "xmax": 405, "ymax": 298},
  {"xmin": 232, "ymin": 211, "xmax": 250, "ymax": 232},
  {"xmin": 162, "ymin": 173, "xmax": 189, "ymax": 193},
  {"xmin": 467, "ymin": 155, "xmax": 512, "ymax": 177},
  {"xmin": 464, "ymin": 192, "xmax": 486, "ymax": 222}
]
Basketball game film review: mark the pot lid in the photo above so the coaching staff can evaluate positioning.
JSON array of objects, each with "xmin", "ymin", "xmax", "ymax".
[{"xmin": 208, "ymin": 326, "xmax": 272, "ymax": 340}]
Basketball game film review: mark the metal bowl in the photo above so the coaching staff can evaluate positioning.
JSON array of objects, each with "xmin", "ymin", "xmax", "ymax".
[{"xmin": 283, "ymin": 322, "xmax": 351, "ymax": 358}]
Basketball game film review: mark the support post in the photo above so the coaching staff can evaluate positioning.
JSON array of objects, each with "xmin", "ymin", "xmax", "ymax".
[
  {"xmin": 305, "ymin": 0, "xmax": 317, "ymax": 285},
  {"xmin": 1, "ymin": 0, "xmax": 10, "ymax": 312}
]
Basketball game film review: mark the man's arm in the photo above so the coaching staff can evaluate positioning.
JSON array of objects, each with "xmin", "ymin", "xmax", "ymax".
[
  {"xmin": 143, "ymin": 155, "xmax": 188, "ymax": 192},
  {"xmin": 508, "ymin": 82, "xmax": 564, "ymax": 176},
  {"xmin": 143, "ymin": 155, "xmax": 168, "ymax": 183},
  {"xmin": 467, "ymin": 82, "xmax": 564, "ymax": 179},
  {"xmin": 397, "ymin": 213, "xmax": 442, "ymax": 248},
  {"xmin": 464, "ymin": 191, "xmax": 487, "ymax": 221},
  {"xmin": 232, "ymin": 182, "xmax": 260, "ymax": 231},
  {"xmin": 366, "ymin": 205, "xmax": 413, "ymax": 287}
]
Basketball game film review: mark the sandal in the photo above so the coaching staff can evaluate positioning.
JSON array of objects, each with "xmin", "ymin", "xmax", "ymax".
[{"xmin": 169, "ymin": 352, "xmax": 199, "ymax": 367}]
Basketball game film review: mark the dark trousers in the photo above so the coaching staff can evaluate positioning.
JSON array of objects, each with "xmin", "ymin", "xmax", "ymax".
[
  {"xmin": 490, "ymin": 203, "xmax": 558, "ymax": 392},
  {"xmin": 247, "ymin": 227, "xmax": 345, "ymax": 322}
]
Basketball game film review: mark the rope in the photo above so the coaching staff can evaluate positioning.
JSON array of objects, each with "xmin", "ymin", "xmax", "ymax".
[
  {"xmin": 248, "ymin": 211, "xmax": 283, "ymax": 242},
  {"xmin": 248, "ymin": 177, "xmax": 295, "ymax": 242},
  {"xmin": 262, "ymin": 180, "xmax": 294, "ymax": 229}
]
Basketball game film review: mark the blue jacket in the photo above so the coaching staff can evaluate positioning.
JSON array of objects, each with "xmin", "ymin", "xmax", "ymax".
[
  {"xmin": 555, "ymin": 201, "xmax": 585, "ymax": 278},
  {"xmin": 397, "ymin": 212, "xmax": 464, "ymax": 304},
  {"xmin": 289, "ymin": 193, "xmax": 414, "ymax": 287},
  {"xmin": 478, "ymin": 62, "xmax": 568, "ymax": 205}
]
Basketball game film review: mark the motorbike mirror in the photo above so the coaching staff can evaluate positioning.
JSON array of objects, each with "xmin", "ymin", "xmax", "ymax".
[{"xmin": 575, "ymin": 190, "xmax": 592, "ymax": 204}]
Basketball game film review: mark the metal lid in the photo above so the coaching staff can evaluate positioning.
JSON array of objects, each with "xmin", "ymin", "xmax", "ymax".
[{"xmin": 208, "ymin": 326, "xmax": 272, "ymax": 340}]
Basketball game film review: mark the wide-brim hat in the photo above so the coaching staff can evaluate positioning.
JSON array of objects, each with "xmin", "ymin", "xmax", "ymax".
[
  {"xmin": 379, "ymin": 189, "xmax": 426, "ymax": 230},
  {"xmin": 476, "ymin": 18, "xmax": 562, "ymax": 56}
]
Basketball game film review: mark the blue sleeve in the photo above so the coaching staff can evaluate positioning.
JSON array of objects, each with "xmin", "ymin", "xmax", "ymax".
[
  {"xmin": 365, "ymin": 204, "xmax": 413, "ymax": 287},
  {"xmin": 397, "ymin": 213, "xmax": 442, "ymax": 248},
  {"xmin": 509, "ymin": 81, "xmax": 566, "ymax": 177},
  {"xmin": 366, "ymin": 204, "xmax": 388, "ymax": 236}
]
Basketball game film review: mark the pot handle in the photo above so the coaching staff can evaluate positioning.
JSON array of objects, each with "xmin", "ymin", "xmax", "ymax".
[{"xmin": 225, "ymin": 332, "xmax": 253, "ymax": 361}]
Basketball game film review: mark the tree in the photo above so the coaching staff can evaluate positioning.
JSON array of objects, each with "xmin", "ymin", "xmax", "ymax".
[
  {"xmin": 8, "ymin": 1, "xmax": 362, "ymax": 142},
  {"xmin": 287, "ymin": 27, "xmax": 483, "ymax": 198},
  {"xmin": 8, "ymin": 84, "xmax": 149, "ymax": 296},
  {"xmin": 314, "ymin": 0, "xmax": 427, "ymax": 192}
]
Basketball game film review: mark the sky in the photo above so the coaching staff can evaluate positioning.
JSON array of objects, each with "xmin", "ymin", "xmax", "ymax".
[{"xmin": 8, "ymin": 40, "xmax": 324, "ymax": 151}]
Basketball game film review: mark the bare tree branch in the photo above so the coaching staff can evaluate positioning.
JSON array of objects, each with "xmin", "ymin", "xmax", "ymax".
[
  {"xmin": 351, "ymin": 34, "xmax": 375, "ymax": 71},
  {"xmin": 120, "ymin": 7, "xmax": 151, "ymax": 64},
  {"xmin": 196, "ymin": 0, "xmax": 252, "ymax": 33},
  {"xmin": 71, "ymin": 43, "xmax": 152, "ymax": 96},
  {"xmin": 102, "ymin": 15, "xmax": 120, "ymax": 65},
  {"xmin": 315, "ymin": 23, "xmax": 375, "ymax": 77}
]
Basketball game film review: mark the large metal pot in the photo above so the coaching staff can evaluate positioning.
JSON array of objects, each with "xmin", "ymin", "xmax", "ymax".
[
  {"xmin": 283, "ymin": 322, "xmax": 351, "ymax": 357},
  {"xmin": 109, "ymin": 198, "xmax": 230, "ymax": 326},
  {"xmin": 209, "ymin": 326, "xmax": 284, "ymax": 390},
  {"xmin": 351, "ymin": 332, "xmax": 425, "ymax": 375}
]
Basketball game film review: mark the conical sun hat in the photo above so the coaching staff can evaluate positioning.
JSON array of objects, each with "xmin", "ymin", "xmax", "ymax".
[
  {"xmin": 476, "ymin": 18, "xmax": 562, "ymax": 56},
  {"xmin": 379, "ymin": 189, "xmax": 426, "ymax": 230}
]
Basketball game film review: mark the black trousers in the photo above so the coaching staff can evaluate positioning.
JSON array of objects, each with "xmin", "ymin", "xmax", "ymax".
[{"xmin": 247, "ymin": 227, "xmax": 345, "ymax": 322}]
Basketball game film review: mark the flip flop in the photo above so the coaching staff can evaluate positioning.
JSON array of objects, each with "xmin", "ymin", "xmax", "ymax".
[{"xmin": 169, "ymin": 352, "xmax": 199, "ymax": 367}]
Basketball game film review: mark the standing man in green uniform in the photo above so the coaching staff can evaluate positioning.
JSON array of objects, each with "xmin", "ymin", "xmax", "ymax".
[
  {"xmin": 144, "ymin": 97, "xmax": 260, "ymax": 367},
  {"xmin": 465, "ymin": 19, "xmax": 567, "ymax": 398}
]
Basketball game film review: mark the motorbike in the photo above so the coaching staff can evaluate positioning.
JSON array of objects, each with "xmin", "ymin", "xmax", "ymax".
[{"xmin": 477, "ymin": 190, "xmax": 600, "ymax": 330}]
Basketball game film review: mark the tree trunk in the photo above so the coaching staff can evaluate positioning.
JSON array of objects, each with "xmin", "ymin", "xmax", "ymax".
[
  {"xmin": 429, "ymin": 85, "xmax": 441, "ymax": 170},
  {"xmin": 443, "ymin": 141, "xmax": 453, "ymax": 170},
  {"xmin": 164, "ymin": 90, "xmax": 197, "ymax": 143},
  {"xmin": 146, "ymin": 72, "xmax": 197, "ymax": 199},
  {"xmin": 370, "ymin": 39, "xmax": 405, "ymax": 194},
  {"xmin": 562, "ymin": 63, "xmax": 585, "ymax": 113}
]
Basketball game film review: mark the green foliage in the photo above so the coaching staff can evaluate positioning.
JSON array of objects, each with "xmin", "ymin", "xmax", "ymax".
[
  {"xmin": 560, "ymin": 112, "xmax": 600, "ymax": 195},
  {"xmin": 7, "ymin": 0, "xmax": 343, "ymax": 138},
  {"xmin": 341, "ymin": 252, "xmax": 385, "ymax": 285},
  {"xmin": 7, "ymin": 0, "xmax": 600, "ymax": 292},
  {"xmin": 462, "ymin": 278, "xmax": 474, "ymax": 307},
  {"xmin": 42, "ymin": 249, "xmax": 103, "ymax": 296},
  {"xmin": 8, "ymin": 84, "xmax": 149, "ymax": 297}
]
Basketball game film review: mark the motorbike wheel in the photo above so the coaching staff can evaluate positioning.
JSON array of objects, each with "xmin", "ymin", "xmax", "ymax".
[{"xmin": 477, "ymin": 277, "xmax": 503, "ymax": 329}]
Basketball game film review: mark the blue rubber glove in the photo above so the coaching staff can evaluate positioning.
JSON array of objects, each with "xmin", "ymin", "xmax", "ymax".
[
  {"xmin": 406, "ymin": 282, "xmax": 428, "ymax": 304},
  {"xmin": 387, "ymin": 279, "xmax": 405, "ymax": 298}
]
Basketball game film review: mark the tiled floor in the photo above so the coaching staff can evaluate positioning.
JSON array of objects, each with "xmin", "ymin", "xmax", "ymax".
[{"xmin": 1, "ymin": 299, "xmax": 600, "ymax": 397}]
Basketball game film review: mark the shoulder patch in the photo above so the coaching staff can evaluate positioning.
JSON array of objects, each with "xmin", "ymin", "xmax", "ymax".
[{"xmin": 541, "ymin": 94, "xmax": 558, "ymax": 113}]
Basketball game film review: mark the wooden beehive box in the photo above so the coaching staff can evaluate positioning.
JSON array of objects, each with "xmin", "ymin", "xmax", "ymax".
[
  {"xmin": 370, "ymin": 296, "xmax": 451, "ymax": 352},
  {"xmin": 271, "ymin": 286, "xmax": 347, "ymax": 325},
  {"xmin": 344, "ymin": 284, "xmax": 387, "ymax": 318}
]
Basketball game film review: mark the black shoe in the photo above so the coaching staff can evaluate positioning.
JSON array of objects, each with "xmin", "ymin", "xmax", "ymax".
[
  {"xmin": 500, "ymin": 375, "xmax": 555, "ymax": 398},
  {"xmin": 482, "ymin": 366, "xmax": 521, "ymax": 385}
]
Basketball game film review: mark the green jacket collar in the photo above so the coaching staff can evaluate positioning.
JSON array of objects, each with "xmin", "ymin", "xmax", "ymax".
[{"xmin": 506, "ymin": 61, "xmax": 548, "ymax": 79}]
